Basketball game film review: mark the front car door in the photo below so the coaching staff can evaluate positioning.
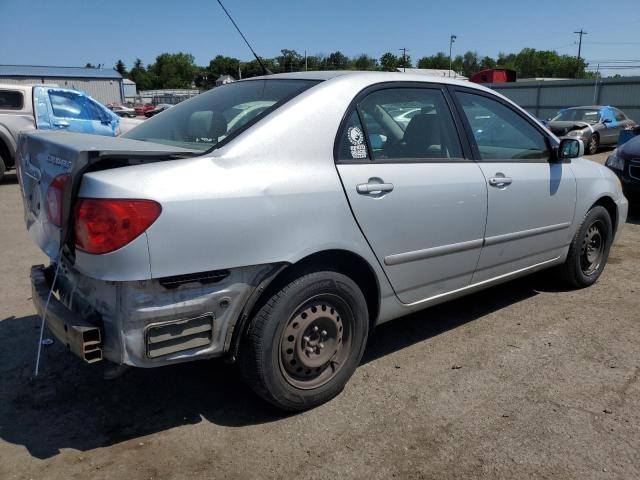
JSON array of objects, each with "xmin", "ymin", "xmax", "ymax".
[
  {"xmin": 335, "ymin": 84, "xmax": 488, "ymax": 304},
  {"xmin": 451, "ymin": 87, "xmax": 577, "ymax": 282},
  {"xmin": 48, "ymin": 89, "xmax": 117, "ymax": 136}
]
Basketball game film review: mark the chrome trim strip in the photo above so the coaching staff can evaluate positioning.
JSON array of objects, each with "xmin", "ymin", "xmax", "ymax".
[
  {"xmin": 384, "ymin": 238, "xmax": 484, "ymax": 266},
  {"xmin": 484, "ymin": 222, "xmax": 571, "ymax": 246}
]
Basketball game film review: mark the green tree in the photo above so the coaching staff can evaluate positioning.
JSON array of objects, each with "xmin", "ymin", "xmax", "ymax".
[
  {"xmin": 114, "ymin": 59, "xmax": 127, "ymax": 76},
  {"xmin": 148, "ymin": 52, "xmax": 198, "ymax": 89},
  {"xmin": 417, "ymin": 52, "xmax": 449, "ymax": 69},
  {"xmin": 380, "ymin": 52, "xmax": 399, "ymax": 71},
  {"xmin": 276, "ymin": 49, "xmax": 303, "ymax": 72},
  {"xmin": 353, "ymin": 54, "xmax": 378, "ymax": 71},
  {"xmin": 128, "ymin": 58, "xmax": 153, "ymax": 91},
  {"xmin": 208, "ymin": 55, "xmax": 240, "ymax": 77},
  {"xmin": 325, "ymin": 51, "xmax": 349, "ymax": 69}
]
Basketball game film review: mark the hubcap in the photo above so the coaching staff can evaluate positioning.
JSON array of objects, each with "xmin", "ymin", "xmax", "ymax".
[
  {"xmin": 279, "ymin": 296, "xmax": 352, "ymax": 390},
  {"xmin": 580, "ymin": 221, "xmax": 605, "ymax": 275}
]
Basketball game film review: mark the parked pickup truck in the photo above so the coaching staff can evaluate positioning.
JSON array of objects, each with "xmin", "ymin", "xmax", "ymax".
[
  {"xmin": 18, "ymin": 72, "xmax": 628, "ymax": 411},
  {"xmin": 0, "ymin": 84, "xmax": 121, "ymax": 181}
]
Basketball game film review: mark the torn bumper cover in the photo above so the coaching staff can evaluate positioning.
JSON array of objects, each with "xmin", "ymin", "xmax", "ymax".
[
  {"xmin": 31, "ymin": 264, "xmax": 103, "ymax": 363},
  {"xmin": 30, "ymin": 261, "xmax": 283, "ymax": 368}
]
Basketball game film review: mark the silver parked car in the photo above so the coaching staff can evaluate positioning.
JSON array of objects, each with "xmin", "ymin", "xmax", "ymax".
[
  {"xmin": 547, "ymin": 105, "xmax": 636, "ymax": 155},
  {"xmin": 18, "ymin": 72, "xmax": 628, "ymax": 410}
]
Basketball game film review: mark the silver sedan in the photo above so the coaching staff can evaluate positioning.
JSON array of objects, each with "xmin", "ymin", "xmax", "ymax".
[{"xmin": 18, "ymin": 71, "xmax": 627, "ymax": 410}]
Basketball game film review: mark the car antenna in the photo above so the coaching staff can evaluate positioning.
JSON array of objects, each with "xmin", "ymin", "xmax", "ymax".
[{"xmin": 215, "ymin": 0, "xmax": 272, "ymax": 76}]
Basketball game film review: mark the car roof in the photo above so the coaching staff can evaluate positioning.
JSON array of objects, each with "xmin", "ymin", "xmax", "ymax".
[
  {"xmin": 565, "ymin": 106, "xmax": 608, "ymax": 110},
  {"xmin": 245, "ymin": 70, "xmax": 480, "ymax": 89}
]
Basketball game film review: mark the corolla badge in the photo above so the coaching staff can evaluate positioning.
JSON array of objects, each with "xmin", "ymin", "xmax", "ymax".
[{"xmin": 46, "ymin": 154, "xmax": 72, "ymax": 171}]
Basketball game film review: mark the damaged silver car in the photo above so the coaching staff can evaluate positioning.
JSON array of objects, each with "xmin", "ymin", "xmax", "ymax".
[
  {"xmin": 18, "ymin": 72, "xmax": 627, "ymax": 410},
  {"xmin": 547, "ymin": 105, "xmax": 636, "ymax": 155}
]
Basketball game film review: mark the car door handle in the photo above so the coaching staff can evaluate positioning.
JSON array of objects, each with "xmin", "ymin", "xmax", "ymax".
[
  {"xmin": 356, "ymin": 182, "xmax": 394, "ymax": 194},
  {"xmin": 53, "ymin": 121, "xmax": 69, "ymax": 128},
  {"xmin": 488, "ymin": 176, "xmax": 513, "ymax": 187}
]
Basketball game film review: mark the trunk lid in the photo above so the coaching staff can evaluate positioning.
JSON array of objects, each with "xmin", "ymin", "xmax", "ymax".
[{"xmin": 17, "ymin": 130, "xmax": 197, "ymax": 259}]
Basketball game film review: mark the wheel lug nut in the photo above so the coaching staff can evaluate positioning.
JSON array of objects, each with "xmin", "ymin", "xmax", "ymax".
[{"xmin": 312, "ymin": 326, "xmax": 319, "ymax": 333}]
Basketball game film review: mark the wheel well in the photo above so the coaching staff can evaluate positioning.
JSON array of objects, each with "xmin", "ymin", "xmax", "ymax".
[
  {"xmin": 593, "ymin": 196, "xmax": 617, "ymax": 233},
  {"xmin": 0, "ymin": 138, "xmax": 12, "ymax": 168},
  {"xmin": 228, "ymin": 250, "xmax": 381, "ymax": 361}
]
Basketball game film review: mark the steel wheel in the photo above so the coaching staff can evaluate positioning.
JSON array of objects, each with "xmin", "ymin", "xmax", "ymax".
[
  {"xmin": 580, "ymin": 220, "xmax": 605, "ymax": 275},
  {"xmin": 279, "ymin": 294, "xmax": 352, "ymax": 390}
]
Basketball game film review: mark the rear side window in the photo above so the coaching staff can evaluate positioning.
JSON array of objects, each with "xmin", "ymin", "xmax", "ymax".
[
  {"xmin": 0, "ymin": 90, "xmax": 24, "ymax": 110},
  {"xmin": 457, "ymin": 92, "xmax": 549, "ymax": 161},
  {"xmin": 337, "ymin": 111, "xmax": 369, "ymax": 161},
  {"xmin": 346, "ymin": 87, "xmax": 464, "ymax": 162}
]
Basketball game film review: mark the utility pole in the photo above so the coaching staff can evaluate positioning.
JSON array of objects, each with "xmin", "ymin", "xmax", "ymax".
[
  {"xmin": 574, "ymin": 29, "xmax": 587, "ymax": 78},
  {"xmin": 399, "ymin": 48, "xmax": 408, "ymax": 72},
  {"xmin": 449, "ymin": 35, "xmax": 457, "ymax": 77}
]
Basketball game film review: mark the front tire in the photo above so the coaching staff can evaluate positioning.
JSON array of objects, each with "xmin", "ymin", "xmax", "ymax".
[
  {"xmin": 0, "ymin": 155, "xmax": 5, "ymax": 183},
  {"xmin": 586, "ymin": 133, "xmax": 599, "ymax": 155},
  {"xmin": 239, "ymin": 269, "xmax": 369, "ymax": 411},
  {"xmin": 559, "ymin": 206, "xmax": 612, "ymax": 288}
]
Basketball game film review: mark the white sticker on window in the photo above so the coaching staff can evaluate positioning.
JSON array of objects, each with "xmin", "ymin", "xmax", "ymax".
[{"xmin": 347, "ymin": 126, "xmax": 367, "ymax": 159}]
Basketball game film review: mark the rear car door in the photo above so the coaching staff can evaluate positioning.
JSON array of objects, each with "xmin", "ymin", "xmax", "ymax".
[
  {"xmin": 451, "ymin": 87, "xmax": 577, "ymax": 282},
  {"xmin": 335, "ymin": 84, "xmax": 488, "ymax": 304}
]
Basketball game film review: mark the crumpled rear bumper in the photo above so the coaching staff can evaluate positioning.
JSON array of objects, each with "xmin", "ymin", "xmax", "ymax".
[
  {"xmin": 31, "ymin": 264, "xmax": 103, "ymax": 363},
  {"xmin": 30, "ymin": 260, "xmax": 282, "ymax": 368}
]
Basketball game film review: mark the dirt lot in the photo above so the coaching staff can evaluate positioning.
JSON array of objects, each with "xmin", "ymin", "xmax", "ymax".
[{"xmin": 1, "ymin": 149, "xmax": 638, "ymax": 480}]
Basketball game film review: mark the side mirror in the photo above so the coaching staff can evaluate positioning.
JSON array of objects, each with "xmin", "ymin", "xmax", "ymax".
[
  {"xmin": 602, "ymin": 118, "xmax": 612, "ymax": 124},
  {"xmin": 557, "ymin": 138, "xmax": 584, "ymax": 160}
]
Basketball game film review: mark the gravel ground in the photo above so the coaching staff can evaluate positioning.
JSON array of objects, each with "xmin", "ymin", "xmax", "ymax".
[{"xmin": 1, "ymin": 149, "xmax": 638, "ymax": 480}]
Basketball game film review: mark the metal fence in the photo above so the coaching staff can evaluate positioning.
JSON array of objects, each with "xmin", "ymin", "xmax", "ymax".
[{"xmin": 488, "ymin": 76, "xmax": 640, "ymax": 122}]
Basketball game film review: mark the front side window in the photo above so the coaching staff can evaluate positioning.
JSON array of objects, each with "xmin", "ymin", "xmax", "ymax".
[
  {"xmin": 614, "ymin": 109, "xmax": 626, "ymax": 122},
  {"xmin": 0, "ymin": 90, "xmax": 24, "ymax": 110},
  {"xmin": 351, "ymin": 88, "xmax": 463, "ymax": 161},
  {"xmin": 49, "ymin": 91, "xmax": 85, "ymax": 119},
  {"xmin": 124, "ymin": 79, "xmax": 320, "ymax": 151},
  {"xmin": 457, "ymin": 92, "xmax": 550, "ymax": 161}
]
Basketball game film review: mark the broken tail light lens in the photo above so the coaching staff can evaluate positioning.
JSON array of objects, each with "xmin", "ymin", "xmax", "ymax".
[
  {"xmin": 75, "ymin": 199, "xmax": 161, "ymax": 254},
  {"xmin": 46, "ymin": 174, "xmax": 71, "ymax": 227}
]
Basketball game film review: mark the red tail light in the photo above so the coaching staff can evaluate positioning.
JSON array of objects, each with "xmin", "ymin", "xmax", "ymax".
[
  {"xmin": 47, "ymin": 174, "xmax": 71, "ymax": 227},
  {"xmin": 75, "ymin": 199, "xmax": 161, "ymax": 254}
]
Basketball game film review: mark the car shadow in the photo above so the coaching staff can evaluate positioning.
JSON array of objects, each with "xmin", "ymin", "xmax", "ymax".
[
  {"xmin": 1, "ymin": 171, "xmax": 19, "ymax": 185},
  {"xmin": 0, "ymin": 272, "xmax": 551, "ymax": 459},
  {"xmin": 627, "ymin": 204, "xmax": 640, "ymax": 225}
]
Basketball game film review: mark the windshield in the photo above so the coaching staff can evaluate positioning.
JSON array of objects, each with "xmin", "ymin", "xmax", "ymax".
[
  {"xmin": 123, "ymin": 79, "xmax": 320, "ymax": 151},
  {"xmin": 551, "ymin": 109, "xmax": 601, "ymax": 124}
]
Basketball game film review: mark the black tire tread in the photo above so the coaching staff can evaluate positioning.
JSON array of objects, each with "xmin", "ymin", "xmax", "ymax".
[
  {"xmin": 559, "ymin": 205, "xmax": 611, "ymax": 288},
  {"xmin": 238, "ymin": 269, "xmax": 368, "ymax": 411}
]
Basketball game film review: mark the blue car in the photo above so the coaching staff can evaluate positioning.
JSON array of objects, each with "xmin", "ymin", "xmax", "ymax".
[{"xmin": 33, "ymin": 87, "xmax": 120, "ymax": 136}]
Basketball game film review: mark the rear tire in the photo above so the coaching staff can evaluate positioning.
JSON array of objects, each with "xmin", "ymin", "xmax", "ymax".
[
  {"xmin": 239, "ymin": 269, "xmax": 369, "ymax": 411},
  {"xmin": 586, "ymin": 133, "xmax": 599, "ymax": 155},
  {"xmin": 559, "ymin": 206, "xmax": 612, "ymax": 288}
]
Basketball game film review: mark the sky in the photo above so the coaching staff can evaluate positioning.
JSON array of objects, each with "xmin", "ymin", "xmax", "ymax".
[{"xmin": 1, "ymin": 0, "xmax": 639, "ymax": 77}]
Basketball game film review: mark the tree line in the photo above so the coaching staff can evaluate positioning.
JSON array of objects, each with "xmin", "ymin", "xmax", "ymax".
[{"xmin": 102, "ymin": 48, "xmax": 590, "ymax": 91}]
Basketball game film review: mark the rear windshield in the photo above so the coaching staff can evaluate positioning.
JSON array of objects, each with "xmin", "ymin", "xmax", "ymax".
[{"xmin": 123, "ymin": 79, "xmax": 320, "ymax": 151}]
